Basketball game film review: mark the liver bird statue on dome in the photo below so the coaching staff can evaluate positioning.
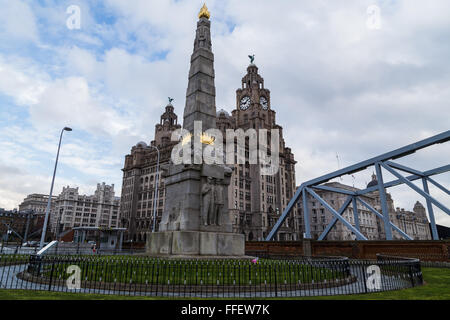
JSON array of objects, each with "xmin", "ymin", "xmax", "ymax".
[
  {"xmin": 248, "ymin": 54, "xmax": 255, "ymax": 64},
  {"xmin": 168, "ymin": 97, "xmax": 174, "ymax": 104}
]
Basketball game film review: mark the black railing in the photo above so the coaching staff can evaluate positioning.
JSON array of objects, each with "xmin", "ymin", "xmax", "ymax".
[{"xmin": 0, "ymin": 253, "xmax": 423, "ymax": 298}]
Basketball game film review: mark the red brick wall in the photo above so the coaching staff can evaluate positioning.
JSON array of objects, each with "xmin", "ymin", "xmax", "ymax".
[
  {"xmin": 246, "ymin": 240, "xmax": 450, "ymax": 261},
  {"xmin": 60, "ymin": 230, "xmax": 74, "ymax": 242}
]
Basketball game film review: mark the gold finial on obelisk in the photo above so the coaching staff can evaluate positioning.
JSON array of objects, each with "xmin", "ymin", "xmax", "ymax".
[{"xmin": 198, "ymin": 3, "xmax": 210, "ymax": 19}]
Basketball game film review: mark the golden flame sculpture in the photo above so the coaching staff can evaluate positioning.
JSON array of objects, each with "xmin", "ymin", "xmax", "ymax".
[
  {"xmin": 198, "ymin": 3, "xmax": 210, "ymax": 19},
  {"xmin": 180, "ymin": 133, "xmax": 191, "ymax": 146},
  {"xmin": 200, "ymin": 132, "xmax": 215, "ymax": 145},
  {"xmin": 180, "ymin": 132, "xmax": 215, "ymax": 146}
]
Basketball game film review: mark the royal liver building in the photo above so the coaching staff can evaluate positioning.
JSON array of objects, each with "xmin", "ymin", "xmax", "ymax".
[{"xmin": 119, "ymin": 7, "xmax": 298, "ymax": 243}]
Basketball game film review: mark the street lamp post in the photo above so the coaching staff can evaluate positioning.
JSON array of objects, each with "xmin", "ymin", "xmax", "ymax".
[
  {"xmin": 39, "ymin": 127, "xmax": 72, "ymax": 249},
  {"xmin": 150, "ymin": 145, "xmax": 160, "ymax": 232}
]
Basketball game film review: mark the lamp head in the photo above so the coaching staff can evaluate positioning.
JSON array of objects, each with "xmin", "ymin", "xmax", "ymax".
[{"xmin": 63, "ymin": 127, "xmax": 72, "ymax": 132}]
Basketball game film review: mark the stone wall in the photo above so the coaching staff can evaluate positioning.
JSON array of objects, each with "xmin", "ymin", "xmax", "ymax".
[{"xmin": 245, "ymin": 240, "xmax": 450, "ymax": 261}]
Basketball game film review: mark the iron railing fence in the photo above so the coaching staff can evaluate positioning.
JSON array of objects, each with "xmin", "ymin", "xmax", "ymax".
[
  {"xmin": 246, "ymin": 249, "xmax": 450, "ymax": 263},
  {"xmin": 0, "ymin": 254, "xmax": 422, "ymax": 298}
]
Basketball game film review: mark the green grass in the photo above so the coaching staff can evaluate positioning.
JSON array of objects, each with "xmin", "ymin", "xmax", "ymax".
[
  {"xmin": 301, "ymin": 267, "xmax": 450, "ymax": 300},
  {"xmin": 39, "ymin": 256, "xmax": 342, "ymax": 285},
  {"xmin": 0, "ymin": 268, "xmax": 448, "ymax": 300}
]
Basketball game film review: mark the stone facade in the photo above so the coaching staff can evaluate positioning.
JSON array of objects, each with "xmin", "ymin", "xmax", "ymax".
[
  {"xmin": 119, "ymin": 104, "xmax": 180, "ymax": 242},
  {"xmin": 392, "ymin": 202, "xmax": 431, "ymax": 240},
  {"xmin": 50, "ymin": 183, "xmax": 120, "ymax": 236},
  {"xmin": 217, "ymin": 63, "xmax": 298, "ymax": 242},
  {"xmin": 18, "ymin": 194, "xmax": 57, "ymax": 216}
]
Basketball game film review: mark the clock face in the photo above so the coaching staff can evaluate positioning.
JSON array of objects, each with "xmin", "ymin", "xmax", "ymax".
[
  {"xmin": 260, "ymin": 96, "xmax": 269, "ymax": 110},
  {"xmin": 240, "ymin": 96, "xmax": 251, "ymax": 110}
]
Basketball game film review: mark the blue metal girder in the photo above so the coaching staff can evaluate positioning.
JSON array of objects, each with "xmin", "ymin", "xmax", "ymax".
[
  {"xmin": 265, "ymin": 130, "xmax": 450, "ymax": 241},
  {"xmin": 385, "ymin": 161, "xmax": 425, "ymax": 176},
  {"xmin": 381, "ymin": 162, "xmax": 450, "ymax": 215},
  {"xmin": 422, "ymin": 178, "xmax": 439, "ymax": 240},
  {"xmin": 352, "ymin": 197, "xmax": 361, "ymax": 232},
  {"xmin": 306, "ymin": 188, "xmax": 368, "ymax": 240},
  {"xmin": 312, "ymin": 185, "xmax": 357, "ymax": 196},
  {"xmin": 358, "ymin": 164, "xmax": 450, "ymax": 195},
  {"xmin": 302, "ymin": 188, "xmax": 311, "ymax": 239},
  {"xmin": 266, "ymin": 185, "xmax": 304, "ymax": 241},
  {"xmin": 426, "ymin": 177, "xmax": 450, "ymax": 196},
  {"xmin": 375, "ymin": 162, "xmax": 393, "ymax": 240},
  {"xmin": 294, "ymin": 130, "xmax": 449, "ymax": 188},
  {"xmin": 318, "ymin": 196, "xmax": 353, "ymax": 240},
  {"xmin": 356, "ymin": 197, "xmax": 413, "ymax": 240}
]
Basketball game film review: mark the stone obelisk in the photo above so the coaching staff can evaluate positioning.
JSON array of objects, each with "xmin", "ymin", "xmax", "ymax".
[{"xmin": 146, "ymin": 5, "xmax": 245, "ymax": 257}]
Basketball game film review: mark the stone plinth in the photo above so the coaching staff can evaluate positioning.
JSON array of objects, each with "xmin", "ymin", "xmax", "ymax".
[
  {"xmin": 146, "ymin": 231, "xmax": 245, "ymax": 256},
  {"xmin": 146, "ymin": 162, "xmax": 245, "ymax": 257}
]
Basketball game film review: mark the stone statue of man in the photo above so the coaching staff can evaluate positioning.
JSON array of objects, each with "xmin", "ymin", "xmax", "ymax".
[
  {"xmin": 201, "ymin": 177, "xmax": 214, "ymax": 225},
  {"xmin": 212, "ymin": 181, "xmax": 224, "ymax": 226}
]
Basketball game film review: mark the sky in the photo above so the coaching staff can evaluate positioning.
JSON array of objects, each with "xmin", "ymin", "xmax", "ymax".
[{"xmin": 0, "ymin": 0, "xmax": 449, "ymax": 226}]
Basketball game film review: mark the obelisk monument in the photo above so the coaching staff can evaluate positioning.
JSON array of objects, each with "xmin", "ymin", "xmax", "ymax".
[{"xmin": 146, "ymin": 4, "xmax": 245, "ymax": 257}]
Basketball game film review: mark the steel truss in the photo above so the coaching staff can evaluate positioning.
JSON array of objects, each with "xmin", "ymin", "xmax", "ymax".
[{"xmin": 266, "ymin": 130, "xmax": 450, "ymax": 241}]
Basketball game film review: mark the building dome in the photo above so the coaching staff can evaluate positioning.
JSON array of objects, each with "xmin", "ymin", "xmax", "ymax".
[
  {"xmin": 136, "ymin": 141, "xmax": 147, "ymax": 148},
  {"xmin": 367, "ymin": 173, "xmax": 378, "ymax": 188},
  {"xmin": 414, "ymin": 201, "xmax": 424, "ymax": 208},
  {"xmin": 367, "ymin": 179, "xmax": 378, "ymax": 188},
  {"xmin": 217, "ymin": 109, "xmax": 230, "ymax": 117}
]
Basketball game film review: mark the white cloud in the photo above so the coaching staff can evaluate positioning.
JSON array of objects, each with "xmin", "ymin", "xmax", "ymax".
[
  {"xmin": 0, "ymin": 56, "xmax": 47, "ymax": 105},
  {"xmin": 0, "ymin": 0, "xmax": 39, "ymax": 43}
]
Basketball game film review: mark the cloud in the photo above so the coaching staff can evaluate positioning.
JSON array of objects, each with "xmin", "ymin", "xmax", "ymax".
[{"xmin": 0, "ymin": 0, "xmax": 39, "ymax": 43}]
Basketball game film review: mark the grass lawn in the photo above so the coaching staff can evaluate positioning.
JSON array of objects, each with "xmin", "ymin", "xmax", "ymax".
[
  {"xmin": 0, "ymin": 268, "xmax": 448, "ymax": 300},
  {"xmin": 293, "ymin": 267, "xmax": 450, "ymax": 300},
  {"xmin": 33, "ymin": 256, "xmax": 344, "ymax": 285}
]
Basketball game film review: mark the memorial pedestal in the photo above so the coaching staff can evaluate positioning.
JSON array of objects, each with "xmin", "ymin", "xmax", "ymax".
[{"xmin": 146, "ymin": 231, "xmax": 245, "ymax": 256}]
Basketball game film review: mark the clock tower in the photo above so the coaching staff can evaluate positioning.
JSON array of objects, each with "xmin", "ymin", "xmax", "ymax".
[
  {"xmin": 224, "ymin": 58, "xmax": 298, "ymax": 241},
  {"xmin": 233, "ymin": 61, "xmax": 276, "ymax": 129}
]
